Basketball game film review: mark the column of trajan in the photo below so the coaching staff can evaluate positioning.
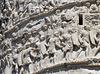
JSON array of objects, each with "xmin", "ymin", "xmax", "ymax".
[{"xmin": 0, "ymin": 0, "xmax": 100, "ymax": 74}]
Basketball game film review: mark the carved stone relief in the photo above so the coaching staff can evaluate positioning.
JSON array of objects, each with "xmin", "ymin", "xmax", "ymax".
[{"xmin": 0, "ymin": 0, "xmax": 100, "ymax": 74}]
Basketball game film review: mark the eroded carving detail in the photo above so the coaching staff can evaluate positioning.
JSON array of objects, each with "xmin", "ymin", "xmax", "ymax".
[{"xmin": 0, "ymin": 0, "xmax": 100, "ymax": 74}]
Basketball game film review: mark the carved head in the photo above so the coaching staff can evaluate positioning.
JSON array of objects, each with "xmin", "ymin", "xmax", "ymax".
[
  {"xmin": 90, "ymin": 4, "xmax": 98, "ymax": 13},
  {"xmin": 52, "ymin": 23, "xmax": 57, "ymax": 28},
  {"xmin": 86, "ymin": 2, "xmax": 90, "ymax": 8},
  {"xmin": 17, "ymin": 43, "xmax": 23, "ymax": 52},
  {"xmin": 3, "ymin": 9, "xmax": 7, "ymax": 14},
  {"xmin": 43, "ymin": 25, "xmax": 48, "ymax": 31},
  {"xmin": 61, "ymin": 22, "xmax": 66, "ymax": 28},
  {"xmin": 54, "ymin": 31, "xmax": 60, "ymax": 37},
  {"xmin": 40, "ymin": 35, "xmax": 45, "ymax": 41}
]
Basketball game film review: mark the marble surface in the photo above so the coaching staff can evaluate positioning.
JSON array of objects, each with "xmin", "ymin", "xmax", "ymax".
[{"xmin": 0, "ymin": 0, "xmax": 100, "ymax": 74}]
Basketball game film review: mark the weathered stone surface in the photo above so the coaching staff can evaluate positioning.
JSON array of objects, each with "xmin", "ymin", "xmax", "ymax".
[{"xmin": 0, "ymin": 0, "xmax": 100, "ymax": 74}]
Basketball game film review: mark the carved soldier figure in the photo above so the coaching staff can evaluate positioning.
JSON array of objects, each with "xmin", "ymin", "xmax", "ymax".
[
  {"xmin": 48, "ymin": 35, "xmax": 57, "ymax": 54},
  {"xmin": 62, "ymin": 33, "xmax": 73, "ymax": 52},
  {"xmin": 40, "ymin": 35, "xmax": 48, "ymax": 55},
  {"xmin": 79, "ymin": 28, "xmax": 90, "ymax": 57},
  {"xmin": 54, "ymin": 31, "xmax": 63, "ymax": 49}
]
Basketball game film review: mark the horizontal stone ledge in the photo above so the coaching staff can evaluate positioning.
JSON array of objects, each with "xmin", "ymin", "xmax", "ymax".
[
  {"xmin": 32, "ymin": 57, "xmax": 100, "ymax": 73},
  {"xmin": 4, "ymin": 0, "xmax": 96, "ymax": 35},
  {"xmin": 0, "ymin": 57, "xmax": 99, "ymax": 73}
]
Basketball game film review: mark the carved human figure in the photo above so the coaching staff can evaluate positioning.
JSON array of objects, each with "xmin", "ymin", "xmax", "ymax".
[
  {"xmin": 79, "ymin": 28, "xmax": 90, "ymax": 57},
  {"xmin": 54, "ymin": 31, "xmax": 63, "ymax": 49},
  {"xmin": 48, "ymin": 35, "xmax": 57, "ymax": 54},
  {"xmin": 21, "ymin": 42, "xmax": 32, "ymax": 65},
  {"xmin": 85, "ymin": 2, "xmax": 91, "ymax": 13},
  {"xmin": 40, "ymin": 35, "xmax": 48, "ymax": 55},
  {"xmin": 16, "ymin": 43, "xmax": 23, "ymax": 53},
  {"xmin": 1, "ymin": 38, "xmax": 11, "ymax": 51},
  {"xmin": 89, "ymin": 29, "xmax": 100, "ymax": 56},
  {"xmin": 47, "ymin": 24, "xmax": 54, "ymax": 36},
  {"xmin": 12, "ymin": 47, "xmax": 18, "ymax": 67},
  {"xmin": 12, "ymin": 8, "xmax": 19, "ymax": 23},
  {"xmin": 18, "ymin": 4, "xmax": 26, "ymax": 18},
  {"xmin": 65, "ymin": 10, "xmax": 74, "ymax": 22},
  {"xmin": 2, "ymin": 9, "xmax": 9, "ymax": 27},
  {"xmin": 52, "ymin": 23, "xmax": 57, "ymax": 31},
  {"xmin": 61, "ymin": 33, "xmax": 73, "ymax": 52},
  {"xmin": 29, "ymin": 37, "xmax": 41, "ymax": 58},
  {"xmin": 27, "ymin": 1, "xmax": 39, "ymax": 15},
  {"xmin": 51, "ymin": 13, "xmax": 61, "ymax": 26},
  {"xmin": 42, "ymin": 24, "xmax": 48, "ymax": 37},
  {"xmin": 59, "ymin": 22, "xmax": 67, "ymax": 34},
  {"xmin": 17, "ymin": 51, "xmax": 23, "ymax": 66},
  {"xmin": 86, "ymin": 2, "xmax": 91, "ymax": 8},
  {"xmin": 22, "ymin": 50, "xmax": 32, "ymax": 65},
  {"xmin": 30, "ymin": 48, "xmax": 41, "ymax": 59},
  {"xmin": 4, "ymin": 53, "xmax": 13, "ymax": 74}
]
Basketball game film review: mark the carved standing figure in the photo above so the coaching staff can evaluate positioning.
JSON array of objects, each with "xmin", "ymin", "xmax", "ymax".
[{"xmin": 40, "ymin": 35, "xmax": 48, "ymax": 55}]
